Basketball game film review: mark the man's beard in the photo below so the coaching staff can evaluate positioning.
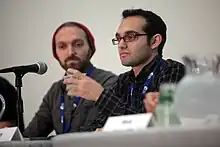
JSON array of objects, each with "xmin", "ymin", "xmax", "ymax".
[{"xmin": 59, "ymin": 55, "xmax": 90, "ymax": 72}]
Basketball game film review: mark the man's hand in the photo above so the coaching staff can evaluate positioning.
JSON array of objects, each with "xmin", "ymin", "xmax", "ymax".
[
  {"xmin": 144, "ymin": 92, "xmax": 160, "ymax": 113},
  {"xmin": 63, "ymin": 68, "xmax": 104, "ymax": 101},
  {"xmin": 95, "ymin": 128, "xmax": 103, "ymax": 132}
]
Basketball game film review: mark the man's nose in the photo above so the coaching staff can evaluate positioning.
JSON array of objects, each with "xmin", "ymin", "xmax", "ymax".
[
  {"xmin": 67, "ymin": 45, "xmax": 75, "ymax": 55},
  {"xmin": 118, "ymin": 38, "xmax": 127, "ymax": 50}
]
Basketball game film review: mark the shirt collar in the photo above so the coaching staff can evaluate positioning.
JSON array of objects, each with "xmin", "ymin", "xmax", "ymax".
[
  {"xmin": 128, "ymin": 55, "xmax": 162, "ymax": 82},
  {"xmin": 81, "ymin": 61, "xmax": 94, "ymax": 74}
]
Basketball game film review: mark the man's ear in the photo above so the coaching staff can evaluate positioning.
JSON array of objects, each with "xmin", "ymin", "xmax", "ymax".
[{"xmin": 150, "ymin": 34, "xmax": 162, "ymax": 50}]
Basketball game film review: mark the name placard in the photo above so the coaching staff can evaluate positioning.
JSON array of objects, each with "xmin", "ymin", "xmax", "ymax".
[
  {"xmin": 103, "ymin": 113, "xmax": 153, "ymax": 132},
  {"xmin": 0, "ymin": 127, "xmax": 23, "ymax": 142}
]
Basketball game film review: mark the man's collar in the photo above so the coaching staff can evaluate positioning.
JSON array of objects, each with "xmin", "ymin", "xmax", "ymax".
[
  {"xmin": 81, "ymin": 61, "xmax": 94, "ymax": 74},
  {"xmin": 129, "ymin": 55, "xmax": 162, "ymax": 82}
]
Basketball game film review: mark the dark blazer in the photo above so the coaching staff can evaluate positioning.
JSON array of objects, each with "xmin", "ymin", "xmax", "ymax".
[{"xmin": 23, "ymin": 63, "xmax": 118, "ymax": 137}]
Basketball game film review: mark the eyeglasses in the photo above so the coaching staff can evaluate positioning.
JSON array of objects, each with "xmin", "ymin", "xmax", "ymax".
[{"xmin": 112, "ymin": 33, "xmax": 148, "ymax": 45}]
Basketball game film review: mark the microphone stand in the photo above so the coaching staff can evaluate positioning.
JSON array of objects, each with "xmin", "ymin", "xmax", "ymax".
[{"xmin": 14, "ymin": 72, "xmax": 24, "ymax": 134}]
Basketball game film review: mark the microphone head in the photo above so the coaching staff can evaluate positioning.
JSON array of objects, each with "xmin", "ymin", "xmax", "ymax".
[{"xmin": 36, "ymin": 62, "xmax": 48, "ymax": 75}]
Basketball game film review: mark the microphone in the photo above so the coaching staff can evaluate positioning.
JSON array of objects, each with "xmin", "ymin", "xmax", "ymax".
[{"xmin": 0, "ymin": 62, "xmax": 48, "ymax": 75}]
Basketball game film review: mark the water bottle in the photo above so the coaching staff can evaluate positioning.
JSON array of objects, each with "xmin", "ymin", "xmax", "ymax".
[
  {"xmin": 154, "ymin": 83, "xmax": 181, "ymax": 127},
  {"xmin": 174, "ymin": 55, "xmax": 220, "ymax": 126}
]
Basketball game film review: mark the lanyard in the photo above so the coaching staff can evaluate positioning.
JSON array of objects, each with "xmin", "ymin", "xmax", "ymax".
[
  {"xmin": 130, "ymin": 59, "xmax": 164, "ymax": 102},
  {"xmin": 60, "ymin": 65, "xmax": 95, "ymax": 133}
]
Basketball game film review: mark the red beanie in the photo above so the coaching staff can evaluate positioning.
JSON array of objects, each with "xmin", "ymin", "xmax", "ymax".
[{"xmin": 52, "ymin": 21, "xmax": 96, "ymax": 60}]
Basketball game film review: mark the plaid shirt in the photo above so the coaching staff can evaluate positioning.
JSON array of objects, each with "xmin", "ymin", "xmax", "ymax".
[{"xmin": 86, "ymin": 55, "xmax": 185, "ymax": 130}]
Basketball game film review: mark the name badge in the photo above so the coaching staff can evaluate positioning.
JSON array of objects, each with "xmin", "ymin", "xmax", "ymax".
[
  {"xmin": 0, "ymin": 127, "xmax": 23, "ymax": 142},
  {"xmin": 103, "ymin": 113, "xmax": 153, "ymax": 132}
]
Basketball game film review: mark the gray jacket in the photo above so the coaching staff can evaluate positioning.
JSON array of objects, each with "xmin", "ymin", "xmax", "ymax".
[{"xmin": 23, "ymin": 63, "xmax": 117, "ymax": 137}]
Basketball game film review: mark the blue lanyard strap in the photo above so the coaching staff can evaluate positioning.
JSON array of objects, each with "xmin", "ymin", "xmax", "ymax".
[
  {"xmin": 60, "ymin": 96, "xmax": 70, "ymax": 133},
  {"xmin": 130, "ymin": 59, "xmax": 164, "ymax": 101},
  {"xmin": 60, "ymin": 65, "xmax": 95, "ymax": 133}
]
